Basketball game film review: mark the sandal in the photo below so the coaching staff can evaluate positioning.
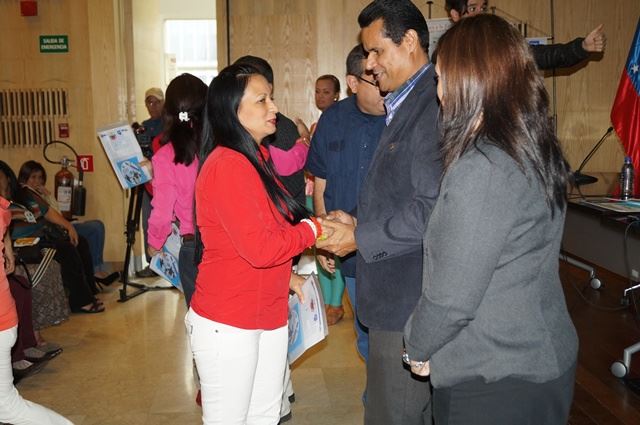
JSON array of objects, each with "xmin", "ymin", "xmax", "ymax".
[{"xmin": 72, "ymin": 301, "xmax": 105, "ymax": 314}]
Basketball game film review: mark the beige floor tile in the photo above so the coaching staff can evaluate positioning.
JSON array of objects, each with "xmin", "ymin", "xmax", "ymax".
[{"xmin": 15, "ymin": 279, "xmax": 365, "ymax": 424}]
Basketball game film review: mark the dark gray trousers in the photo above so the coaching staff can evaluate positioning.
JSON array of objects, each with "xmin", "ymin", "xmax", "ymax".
[
  {"xmin": 433, "ymin": 363, "xmax": 576, "ymax": 425},
  {"xmin": 365, "ymin": 329, "xmax": 432, "ymax": 425},
  {"xmin": 178, "ymin": 239, "xmax": 197, "ymax": 307}
]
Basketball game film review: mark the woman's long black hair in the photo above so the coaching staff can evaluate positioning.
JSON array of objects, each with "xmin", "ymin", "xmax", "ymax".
[
  {"xmin": 161, "ymin": 73, "xmax": 208, "ymax": 165},
  {"xmin": 436, "ymin": 14, "xmax": 570, "ymax": 214},
  {"xmin": 194, "ymin": 64, "xmax": 310, "ymax": 262}
]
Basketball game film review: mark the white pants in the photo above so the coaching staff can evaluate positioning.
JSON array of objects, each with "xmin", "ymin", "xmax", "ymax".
[
  {"xmin": 280, "ymin": 363, "xmax": 293, "ymax": 417},
  {"xmin": 185, "ymin": 308, "xmax": 288, "ymax": 425},
  {"xmin": 0, "ymin": 326, "xmax": 73, "ymax": 425}
]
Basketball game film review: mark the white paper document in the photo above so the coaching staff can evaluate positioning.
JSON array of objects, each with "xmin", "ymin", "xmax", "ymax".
[
  {"xmin": 293, "ymin": 254, "xmax": 317, "ymax": 275},
  {"xmin": 97, "ymin": 122, "xmax": 152, "ymax": 189},
  {"xmin": 580, "ymin": 197, "xmax": 640, "ymax": 213},
  {"xmin": 149, "ymin": 223, "xmax": 182, "ymax": 290},
  {"xmin": 288, "ymin": 274, "xmax": 328, "ymax": 364}
]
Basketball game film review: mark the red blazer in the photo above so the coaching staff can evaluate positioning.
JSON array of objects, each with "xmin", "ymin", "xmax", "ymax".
[{"xmin": 191, "ymin": 146, "xmax": 314, "ymax": 330}]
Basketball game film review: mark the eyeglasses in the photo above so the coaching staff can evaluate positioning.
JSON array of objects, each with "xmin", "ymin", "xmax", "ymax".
[{"xmin": 357, "ymin": 75, "xmax": 378, "ymax": 88}]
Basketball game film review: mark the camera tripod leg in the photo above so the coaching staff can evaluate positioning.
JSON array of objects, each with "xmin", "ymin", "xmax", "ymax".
[{"xmin": 118, "ymin": 185, "xmax": 173, "ymax": 303}]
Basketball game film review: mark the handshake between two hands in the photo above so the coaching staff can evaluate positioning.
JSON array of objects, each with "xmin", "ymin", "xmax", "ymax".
[{"xmin": 313, "ymin": 209, "xmax": 358, "ymax": 261}]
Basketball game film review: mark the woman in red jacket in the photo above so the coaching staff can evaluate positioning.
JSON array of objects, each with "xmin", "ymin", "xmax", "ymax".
[{"xmin": 187, "ymin": 64, "xmax": 319, "ymax": 424}]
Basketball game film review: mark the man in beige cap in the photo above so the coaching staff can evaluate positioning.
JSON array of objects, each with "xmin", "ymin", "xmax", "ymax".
[
  {"xmin": 143, "ymin": 87, "xmax": 164, "ymax": 143},
  {"xmin": 136, "ymin": 87, "xmax": 164, "ymax": 278}
]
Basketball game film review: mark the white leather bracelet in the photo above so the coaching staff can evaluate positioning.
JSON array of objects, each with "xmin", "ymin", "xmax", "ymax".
[{"xmin": 300, "ymin": 219, "xmax": 317, "ymax": 238}]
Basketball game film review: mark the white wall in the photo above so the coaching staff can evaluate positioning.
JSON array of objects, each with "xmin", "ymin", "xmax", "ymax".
[
  {"xmin": 159, "ymin": 0, "xmax": 215, "ymax": 19},
  {"xmin": 132, "ymin": 0, "xmax": 215, "ymax": 123}
]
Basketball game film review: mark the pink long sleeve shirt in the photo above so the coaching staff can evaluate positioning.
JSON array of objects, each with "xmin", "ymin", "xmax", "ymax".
[
  {"xmin": 268, "ymin": 142, "xmax": 309, "ymax": 177},
  {"xmin": 147, "ymin": 143, "xmax": 198, "ymax": 249}
]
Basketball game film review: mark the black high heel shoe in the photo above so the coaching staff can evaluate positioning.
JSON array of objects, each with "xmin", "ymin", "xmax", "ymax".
[{"xmin": 95, "ymin": 271, "xmax": 120, "ymax": 286}]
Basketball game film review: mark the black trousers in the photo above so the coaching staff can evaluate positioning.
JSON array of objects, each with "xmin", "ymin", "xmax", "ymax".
[
  {"xmin": 433, "ymin": 363, "xmax": 576, "ymax": 425},
  {"xmin": 365, "ymin": 329, "xmax": 432, "ymax": 425},
  {"xmin": 54, "ymin": 235, "xmax": 97, "ymax": 309}
]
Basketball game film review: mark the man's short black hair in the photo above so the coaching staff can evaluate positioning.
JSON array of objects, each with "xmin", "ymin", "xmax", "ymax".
[
  {"xmin": 233, "ymin": 55, "xmax": 274, "ymax": 85},
  {"xmin": 346, "ymin": 44, "xmax": 367, "ymax": 77},
  {"xmin": 445, "ymin": 0, "xmax": 468, "ymax": 14},
  {"xmin": 358, "ymin": 0, "xmax": 429, "ymax": 54}
]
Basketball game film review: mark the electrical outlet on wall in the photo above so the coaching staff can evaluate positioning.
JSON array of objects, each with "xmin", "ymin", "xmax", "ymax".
[{"xmin": 631, "ymin": 269, "xmax": 639, "ymax": 281}]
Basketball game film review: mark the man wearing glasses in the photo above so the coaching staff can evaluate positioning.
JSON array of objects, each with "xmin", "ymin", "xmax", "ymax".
[
  {"xmin": 305, "ymin": 43, "xmax": 386, "ymax": 366},
  {"xmin": 445, "ymin": 0, "xmax": 606, "ymax": 70}
]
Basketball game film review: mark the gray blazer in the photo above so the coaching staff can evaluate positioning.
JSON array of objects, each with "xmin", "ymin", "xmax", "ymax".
[
  {"xmin": 404, "ymin": 141, "xmax": 578, "ymax": 388},
  {"xmin": 355, "ymin": 65, "xmax": 442, "ymax": 331}
]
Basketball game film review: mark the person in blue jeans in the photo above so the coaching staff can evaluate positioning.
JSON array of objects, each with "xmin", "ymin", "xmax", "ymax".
[{"xmin": 305, "ymin": 44, "xmax": 387, "ymax": 362}]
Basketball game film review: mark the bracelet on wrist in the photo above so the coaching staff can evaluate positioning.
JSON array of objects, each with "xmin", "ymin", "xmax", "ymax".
[
  {"xmin": 309, "ymin": 216, "xmax": 323, "ymax": 238},
  {"xmin": 300, "ymin": 218, "xmax": 317, "ymax": 239}
]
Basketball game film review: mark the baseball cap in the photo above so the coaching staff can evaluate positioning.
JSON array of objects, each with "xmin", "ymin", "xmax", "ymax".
[{"xmin": 145, "ymin": 87, "xmax": 164, "ymax": 102}]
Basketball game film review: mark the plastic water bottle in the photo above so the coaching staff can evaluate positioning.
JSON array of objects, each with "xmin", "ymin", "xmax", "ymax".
[{"xmin": 620, "ymin": 156, "xmax": 634, "ymax": 200}]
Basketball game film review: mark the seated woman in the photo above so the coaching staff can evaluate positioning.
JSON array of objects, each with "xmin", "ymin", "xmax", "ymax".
[
  {"xmin": 403, "ymin": 15, "xmax": 577, "ymax": 425},
  {"xmin": 18, "ymin": 160, "xmax": 118, "ymax": 284},
  {"xmin": 0, "ymin": 161, "xmax": 104, "ymax": 314},
  {"xmin": 1, "ymin": 167, "xmax": 63, "ymax": 381}
]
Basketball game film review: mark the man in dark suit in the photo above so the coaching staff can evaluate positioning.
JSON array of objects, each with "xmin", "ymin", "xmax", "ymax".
[{"xmin": 317, "ymin": 1, "xmax": 442, "ymax": 424}]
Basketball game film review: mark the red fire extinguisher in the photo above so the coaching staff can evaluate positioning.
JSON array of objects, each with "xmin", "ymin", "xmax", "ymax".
[{"xmin": 54, "ymin": 156, "xmax": 74, "ymax": 220}]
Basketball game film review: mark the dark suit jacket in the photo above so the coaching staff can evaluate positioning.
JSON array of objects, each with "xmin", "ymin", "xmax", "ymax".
[{"xmin": 355, "ymin": 65, "xmax": 442, "ymax": 332}]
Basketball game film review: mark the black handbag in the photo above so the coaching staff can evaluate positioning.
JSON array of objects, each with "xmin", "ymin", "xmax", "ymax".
[
  {"xmin": 14, "ymin": 245, "xmax": 44, "ymax": 264},
  {"xmin": 39, "ymin": 222, "xmax": 70, "ymax": 246}
]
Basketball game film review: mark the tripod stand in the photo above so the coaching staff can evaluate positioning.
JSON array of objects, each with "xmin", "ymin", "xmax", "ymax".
[{"xmin": 119, "ymin": 184, "xmax": 173, "ymax": 302}]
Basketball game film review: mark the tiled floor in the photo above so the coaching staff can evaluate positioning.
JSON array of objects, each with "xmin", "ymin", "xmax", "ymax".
[{"xmin": 16, "ymin": 278, "xmax": 366, "ymax": 424}]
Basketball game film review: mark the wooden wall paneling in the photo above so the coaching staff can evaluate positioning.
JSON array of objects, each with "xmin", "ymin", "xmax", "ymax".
[
  {"xmin": 490, "ymin": 0, "xmax": 640, "ymax": 173},
  {"xmin": 86, "ymin": 0, "xmax": 131, "ymax": 261},
  {"xmin": 216, "ymin": 0, "xmax": 229, "ymax": 69},
  {"xmin": 0, "ymin": 0, "xmax": 132, "ymax": 261},
  {"xmin": 225, "ymin": 0, "xmax": 318, "ymax": 125},
  {"xmin": 315, "ymin": 0, "xmax": 352, "ymax": 106},
  {"xmin": 555, "ymin": 0, "xmax": 639, "ymax": 173},
  {"xmin": 132, "ymin": 0, "xmax": 164, "ymax": 123},
  {"xmin": 217, "ymin": 0, "xmax": 638, "ymax": 174}
]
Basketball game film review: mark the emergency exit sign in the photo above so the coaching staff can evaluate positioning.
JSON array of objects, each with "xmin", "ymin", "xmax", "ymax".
[{"xmin": 40, "ymin": 35, "xmax": 68, "ymax": 53}]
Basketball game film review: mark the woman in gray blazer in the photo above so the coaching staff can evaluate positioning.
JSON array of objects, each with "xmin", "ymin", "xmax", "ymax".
[{"xmin": 403, "ymin": 14, "xmax": 578, "ymax": 425}]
